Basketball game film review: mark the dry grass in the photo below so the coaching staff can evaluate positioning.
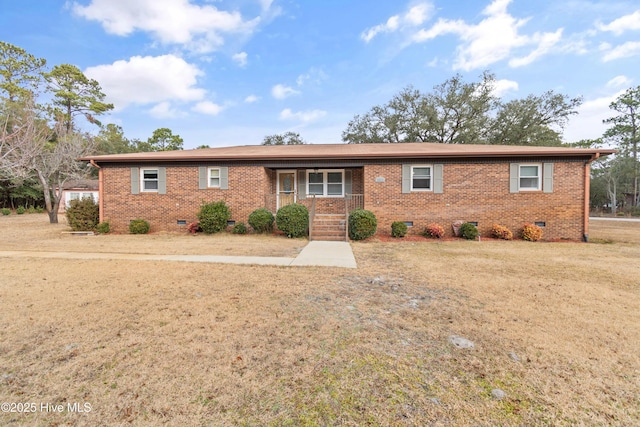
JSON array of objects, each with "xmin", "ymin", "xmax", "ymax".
[{"xmin": 0, "ymin": 214, "xmax": 638, "ymax": 426}]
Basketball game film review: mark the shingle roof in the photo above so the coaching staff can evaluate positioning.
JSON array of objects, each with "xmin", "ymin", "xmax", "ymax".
[{"xmin": 81, "ymin": 142, "xmax": 616, "ymax": 163}]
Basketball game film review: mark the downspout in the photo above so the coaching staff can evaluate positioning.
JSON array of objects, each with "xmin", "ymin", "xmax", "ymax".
[
  {"xmin": 90, "ymin": 160, "xmax": 104, "ymax": 223},
  {"xmin": 583, "ymin": 153, "xmax": 600, "ymax": 242}
]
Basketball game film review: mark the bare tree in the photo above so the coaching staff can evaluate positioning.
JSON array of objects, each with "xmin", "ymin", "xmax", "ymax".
[
  {"xmin": 1, "ymin": 101, "xmax": 95, "ymax": 223},
  {"xmin": 0, "ymin": 101, "xmax": 46, "ymax": 178}
]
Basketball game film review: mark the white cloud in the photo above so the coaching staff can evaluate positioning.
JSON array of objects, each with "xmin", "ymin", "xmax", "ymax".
[
  {"xmin": 244, "ymin": 95, "xmax": 260, "ymax": 103},
  {"xmin": 597, "ymin": 10, "xmax": 640, "ymax": 35},
  {"xmin": 361, "ymin": 2, "xmax": 433, "ymax": 42},
  {"xmin": 564, "ymin": 91, "xmax": 625, "ymax": 142},
  {"xmin": 509, "ymin": 29, "xmax": 563, "ymax": 67},
  {"xmin": 258, "ymin": 0, "xmax": 274, "ymax": 11},
  {"xmin": 602, "ymin": 41, "xmax": 640, "ymax": 61},
  {"xmin": 149, "ymin": 101, "xmax": 181, "ymax": 119},
  {"xmin": 192, "ymin": 101, "xmax": 224, "ymax": 116},
  {"xmin": 411, "ymin": 0, "xmax": 562, "ymax": 71},
  {"xmin": 296, "ymin": 68, "xmax": 328, "ymax": 86},
  {"xmin": 492, "ymin": 79, "xmax": 519, "ymax": 97},
  {"xmin": 362, "ymin": 16, "xmax": 400, "ymax": 43},
  {"xmin": 606, "ymin": 75, "xmax": 632, "ymax": 89},
  {"xmin": 271, "ymin": 84, "xmax": 300, "ymax": 99},
  {"xmin": 232, "ymin": 52, "xmax": 248, "ymax": 67},
  {"xmin": 72, "ymin": 0, "xmax": 260, "ymax": 53},
  {"xmin": 599, "ymin": 42, "xmax": 612, "ymax": 51},
  {"xmin": 85, "ymin": 55, "xmax": 205, "ymax": 110},
  {"xmin": 279, "ymin": 108, "xmax": 327, "ymax": 123},
  {"xmin": 405, "ymin": 3, "xmax": 432, "ymax": 26}
]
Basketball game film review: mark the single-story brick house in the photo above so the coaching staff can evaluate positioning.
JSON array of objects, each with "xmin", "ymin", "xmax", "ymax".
[{"xmin": 82, "ymin": 143, "xmax": 615, "ymax": 241}]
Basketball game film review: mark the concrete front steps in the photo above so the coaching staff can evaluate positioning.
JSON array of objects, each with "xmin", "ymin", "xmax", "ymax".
[{"xmin": 310, "ymin": 214, "xmax": 347, "ymax": 241}]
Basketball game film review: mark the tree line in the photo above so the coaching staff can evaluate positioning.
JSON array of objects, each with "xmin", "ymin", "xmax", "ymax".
[{"xmin": 339, "ymin": 72, "xmax": 638, "ymax": 211}]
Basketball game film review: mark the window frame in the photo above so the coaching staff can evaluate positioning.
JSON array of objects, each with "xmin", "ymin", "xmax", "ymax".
[
  {"xmin": 518, "ymin": 163, "xmax": 541, "ymax": 191},
  {"xmin": 306, "ymin": 169, "xmax": 345, "ymax": 197},
  {"xmin": 140, "ymin": 168, "xmax": 159, "ymax": 192},
  {"xmin": 410, "ymin": 165, "xmax": 433, "ymax": 192},
  {"xmin": 208, "ymin": 167, "xmax": 221, "ymax": 188}
]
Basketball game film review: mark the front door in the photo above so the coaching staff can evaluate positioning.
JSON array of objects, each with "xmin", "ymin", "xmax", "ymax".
[{"xmin": 277, "ymin": 170, "xmax": 296, "ymax": 209}]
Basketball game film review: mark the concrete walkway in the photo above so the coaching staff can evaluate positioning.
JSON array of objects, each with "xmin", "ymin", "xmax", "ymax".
[
  {"xmin": 0, "ymin": 241, "xmax": 357, "ymax": 269},
  {"xmin": 590, "ymin": 217, "xmax": 640, "ymax": 223}
]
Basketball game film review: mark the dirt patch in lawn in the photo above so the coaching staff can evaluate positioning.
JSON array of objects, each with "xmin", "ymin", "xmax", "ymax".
[{"xmin": 0, "ymin": 215, "xmax": 638, "ymax": 426}]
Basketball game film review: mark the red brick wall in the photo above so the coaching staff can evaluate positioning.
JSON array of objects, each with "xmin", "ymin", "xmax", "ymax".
[
  {"xmin": 363, "ymin": 161, "xmax": 586, "ymax": 241},
  {"xmin": 101, "ymin": 162, "xmax": 586, "ymax": 240},
  {"xmin": 102, "ymin": 165, "xmax": 271, "ymax": 233}
]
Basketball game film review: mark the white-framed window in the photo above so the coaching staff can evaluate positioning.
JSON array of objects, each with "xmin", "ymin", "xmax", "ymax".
[
  {"xmin": 208, "ymin": 168, "xmax": 220, "ymax": 188},
  {"xmin": 66, "ymin": 191, "xmax": 98, "ymax": 207},
  {"xmin": 141, "ymin": 168, "xmax": 159, "ymax": 192},
  {"xmin": 307, "ymin": 169, "xmax": 344, "ymax": 197},
  {"xmin": 411, "ymin": 165, "xmax": 432, "ymax": 191},
  {"xmin": 519, "ymin": 164, "xmax": 541, "ymax": 191}
]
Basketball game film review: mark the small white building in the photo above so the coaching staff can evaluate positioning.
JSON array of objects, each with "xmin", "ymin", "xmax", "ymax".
[{"xmin": 57, "ymin": 179, "xmax": 99, "ymax": 213}]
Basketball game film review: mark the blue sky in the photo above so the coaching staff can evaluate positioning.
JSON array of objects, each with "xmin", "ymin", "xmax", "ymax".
[{"xmin": 1, "ymin": 0, "xmax": 639, "ymax": 148}]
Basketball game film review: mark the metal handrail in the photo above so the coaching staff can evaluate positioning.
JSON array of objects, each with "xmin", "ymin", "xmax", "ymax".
[
  {"xmin": 309, "ymin": 194, "xmax": 316, "ymax": 241},
  {"xmin": 344, "ymin": 194, "xmax": 364, "ymax": 241}
]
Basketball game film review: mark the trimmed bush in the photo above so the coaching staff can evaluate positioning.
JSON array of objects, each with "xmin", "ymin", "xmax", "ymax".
[
  {"xmin": 232, "ymin": 222, "xmax": 247, "ymax": 234},
  {"xmin": 66, "ymin": 198, "xmax": 99, "ymax": 231},
  {"xmin": 459, "ymin": 222, "xmax": 479, "ymax": 240},
  {"xmin": 348, "ymin": 209, "xmax": 377, "ymax": 241},
  {"xmin": 197, "ymin": 201, "xmax": 231, "ymax": 234},
  {"xmin": 1, "ymin": 208, "xmax": 10, "ymax": 215},
  {"xmin": 129, "ymin": 219, "xmax": 150, "ymax": 234},
  {"xmin": 491, "ymin": 224, "xmax": 513, "ymax": 240},
  {"xmin": 391, "ymin": 221, "xmax": 408, "ymax": 238},
  {"xmin": 96, "ymin": 221, "xmax": 110, "ymax": 234},
  {"xmin": 522, "ymin": 223, "xmax": 543, "ymax": 241},
  {"xmin": 16, "ymin": 206, "xmax": 25, "ymax": 215},
  {"xmin": 276, "ymin": 203, "xmax": 309, "ymax": 238},
  {"xmin": 248, "ymin": 208, "xmax": 274, "ymax": 233},
  {"xmin": 423, "ymin": 223, "xmax": 445, "ymax": 239}
]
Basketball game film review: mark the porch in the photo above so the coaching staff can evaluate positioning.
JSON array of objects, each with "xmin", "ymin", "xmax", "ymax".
[{"xmin": 263, "ymin": 167, "xmax": 365, "ymax": 241}]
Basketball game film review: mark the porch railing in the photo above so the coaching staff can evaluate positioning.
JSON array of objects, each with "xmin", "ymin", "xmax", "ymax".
[
  {"xmin": 309, "ymin": 195, "xmax": 316, "ymax": 241},
  {"xmin": 344, "ymin": 194, "xmax": 364, "ymax": 241},
  {"xmin": 345, "ymin": 193, "xmax": 364, "ymax": 215},
  {"xmin": 264, "ymin": 193, "xmax": 363, "ymax": 240}
]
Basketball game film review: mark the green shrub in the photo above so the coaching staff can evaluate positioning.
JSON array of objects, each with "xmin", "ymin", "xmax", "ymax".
[
  {"xmin": 66, "ymin": 198, "xmax": 99, "ymax": 231},
  {"xmin": 197, "ymin": 201, "xmax": 231, "ymax": 234},
  {"xmin": 129, "ymin": 219, "xmax": 150, "ymax": 234},
  {"xmin": 248, "ymin": 208, "xmax": 274, "ymax": 233},
  {"xmin": 522, "ymin": 223, "xmax": 543, "ymax": 241},
  {"xmin": 232, "ymin": 222, "xmax": 247, "ymax": 234},
  {"xmin": 27, "ymin": 206, "xmax": 37, "ymax": 214},
  {"xmin": 1, "ymin": 208, "xmax": 10, "ymax": 216},
  {"xmin": 96, "ymin": 221, "xmax": 110, "ymax": 234},
  {"xmin": 35, "ymin": 206, "xmax": 45, "ymax": 213},
  {"xmin": 16, "ymin": 206, "xmax": 25, "ymax": 215},
  {"xmin": 391, "ymin": 221, "xmax": 408, "ymax": 238},
  {"xmin": 423, "ymin": 223, "xmax": 445, "ymax": 239},
  {"xmin": 276, "ymin": 203, "xmax": 309, "ymax": 238},
  {"xmin": 349, "ymin": 209, "xmax": 377, "ymax": 241},
  {"xmin": 459, "ymin": 222, "xmax": 479, "ymax": 240},
  {"xmin": 491, "ymin": 224, "xmax": 513, "ymax": 240}
]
